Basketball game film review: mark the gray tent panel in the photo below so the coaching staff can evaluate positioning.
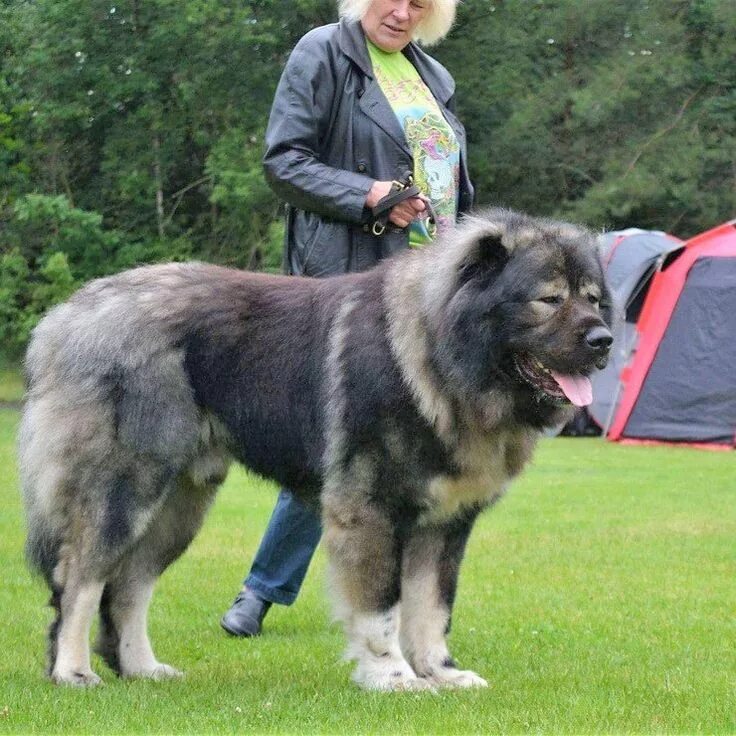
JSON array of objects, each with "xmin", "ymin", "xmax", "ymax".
[
  {"xmin": 588, "ymin": 231, "xmax": 682, "ymax": 432},
  {"xmin": 601, "ymin": 231, "xmax": 681, "ymax": 302},
  {"xmin": 589, "ymin": 321, "xmax": 637, "ymax": 429},
  {"xmin": 624, "ymin": 256, "xmax": 736, "ymax": 444}
]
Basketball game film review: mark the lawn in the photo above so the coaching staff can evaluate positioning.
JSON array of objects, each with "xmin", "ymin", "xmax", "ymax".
[
  {"xmin": 0, "ymin": 403, "xmax": 734, "ymax": 734},
  {"xmin": 0, "ymin": 369, "xmax": 23, "ymax": 404}
]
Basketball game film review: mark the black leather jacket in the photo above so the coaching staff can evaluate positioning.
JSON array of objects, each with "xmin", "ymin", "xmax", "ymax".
[{"xmin": 263, "ymin": 18, "xmax": 474, "ymax": 276}]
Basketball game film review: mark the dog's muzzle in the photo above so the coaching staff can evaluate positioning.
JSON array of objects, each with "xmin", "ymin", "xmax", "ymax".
[{"xmin": 585, "ymin": 325, "xmax": 613, "ymax": 369}]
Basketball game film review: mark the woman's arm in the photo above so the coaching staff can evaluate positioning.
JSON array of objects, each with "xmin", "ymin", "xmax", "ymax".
[
  {"xmin": 263, "ymin": 31, "xmax": 430, "ymax": 228},
  {"xmin": 263, "ymin": 40, "xmax": 374, "ymax": 224}
]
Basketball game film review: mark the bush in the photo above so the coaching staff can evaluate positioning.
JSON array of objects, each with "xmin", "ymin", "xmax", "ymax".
[
  {"xmin": 0, "ymin": 248, "xmax": 77, "ymax": 357},
  {"xmin": 0, "ymin": 193, "xmax": 198, "ymax": 357}
]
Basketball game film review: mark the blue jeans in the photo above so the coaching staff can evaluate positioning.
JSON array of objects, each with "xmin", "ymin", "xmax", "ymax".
[{"xmin": 244, "ymin": 488, "xmax": 322, "ymax": 605}]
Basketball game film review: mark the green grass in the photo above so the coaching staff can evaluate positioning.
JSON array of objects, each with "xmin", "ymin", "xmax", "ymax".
[
  {"xmin": 0, "ymin": 369, "xmax": 23, "ymax": 404},
  {"xmin": 0, "ymin": 404, "xmax": 734, "ymax": 734}
]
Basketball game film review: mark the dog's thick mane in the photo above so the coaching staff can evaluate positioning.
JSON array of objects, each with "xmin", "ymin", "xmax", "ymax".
[{"xmin": 382, "ymin": 209, "xmax": 595, "ymax": 442}]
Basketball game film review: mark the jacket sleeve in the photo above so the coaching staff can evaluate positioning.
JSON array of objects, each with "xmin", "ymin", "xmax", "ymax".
[{"xmin": 263, "ymin": 37, "xmax": 374, "ymax": 224}]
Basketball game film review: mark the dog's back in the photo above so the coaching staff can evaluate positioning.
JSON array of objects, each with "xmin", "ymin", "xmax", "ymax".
[
  {"xmin": 20, "ymin": 262, "xmax": 365, "ymax": 577},
  {"xmin": 22, "ymin": 265, "xmax": 350, "ymax": 576},
  {"xmin": 18, "ymin": 260, "xmax": 381, "ymax": 683}
]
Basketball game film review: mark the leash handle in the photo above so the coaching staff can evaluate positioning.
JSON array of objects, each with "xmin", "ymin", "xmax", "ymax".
[
  {"xmin": 372, "ymin": 193, "xmax": 438, "ymax": 238},
  {"xmin": 371, "ymin": 171, "xmax": 420, "ymax": 236}
]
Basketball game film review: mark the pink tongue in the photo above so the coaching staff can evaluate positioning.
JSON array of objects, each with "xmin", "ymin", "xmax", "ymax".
[{"xmin": 550, "ymin": 371, "xmax": 593, "ymax": 407}]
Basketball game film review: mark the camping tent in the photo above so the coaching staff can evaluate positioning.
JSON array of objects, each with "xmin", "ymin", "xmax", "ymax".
[
  {"xmin": 587, "ymin": 228, "xmax": 683, "ymax": 434},
  {"xmin": 601, "ymin": 220, "xmax": 736, "ymax": 448}
]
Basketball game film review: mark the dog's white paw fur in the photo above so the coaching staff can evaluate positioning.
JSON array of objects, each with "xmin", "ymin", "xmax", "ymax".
[
  {"xmin": 425, "ymin": 667, "xmax": 488, "ymax": 689},
  {"xmin": 344, "ymin": 607, "xmax": 434, "ymax": 692},
  {"xmin": 123, "ymin": 662, "xmax": 184, "ymax": 680},
  {"xmin": 51, "ymin": 668, "xmax": 103, "ymax": 687},
  {"xmin": 352, "ymin": 658, "xmax": 433, "ymax": 692}
]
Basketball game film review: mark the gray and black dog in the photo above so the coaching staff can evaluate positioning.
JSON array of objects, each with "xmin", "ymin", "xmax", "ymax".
[{"xmin": 19, "ymin": 209, "xmax": 612, "ymax": 690}]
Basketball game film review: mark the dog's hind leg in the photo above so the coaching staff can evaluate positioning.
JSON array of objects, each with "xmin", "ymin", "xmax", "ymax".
[
  {"xmin": 49, "ymin": 553, "xmax": 105, "ymax": 686},
  {"xmin": 322, "ymin": 495, "xmax": 431, "ymax": 692},
  {"xmin": 399, "ymin": 511, "xmax": 487, "ymax": 689},
  {"xmin": 48, "ymin": 465, "xmax": 170, "ymax": 685},
  {"xmin": 96, "ymin": 468, "xmax": 222, "ymax": 679},
  {"xmin": 97, "ymin": 574, "xmax": 180, "ymax": 680}
]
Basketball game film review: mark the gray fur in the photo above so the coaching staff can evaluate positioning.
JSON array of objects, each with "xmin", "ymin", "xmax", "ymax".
[{"xmin": 19, "ymin": 208, "xmax": 612, "ymax": 689}]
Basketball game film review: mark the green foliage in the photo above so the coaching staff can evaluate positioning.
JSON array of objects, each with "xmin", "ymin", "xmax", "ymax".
[
  {"xmin": 1, "ymin": 194, "xmax": 127, "ymax": 358},
  {"xmin": 0, "ymin": 247, "xmax": 77, "ymax": 356},
  {"xmin": 2, "ymin": 0, "xmax": 736, "ymax": 355},
  {"xmin": 205, "ymin": 128, "xmax": 281, "ymax": 269},
  {"xmin": 0, "ymin": 98, "xmax": 32, "ymax": 209},
  {"xmin": 0, "ymin": 5, "xmax": 32, "ymax": 209},
  {"xmin": 32, "ymin": 252, "xmax": 78, "ymax": 308},
  {"xmin": 8, "ymin": 194, "xmax": 123, "ymax": 276},
  {"xmin": 0, "ymin": 250, "xmax": 31, "ymax": 355},
  {"xmin": 440, "ymin": 0, "xmax": 736, "ymax": 234},
  {"xmin": 8, "ymin": 0, "xmax": 333, "ymax": 249}
]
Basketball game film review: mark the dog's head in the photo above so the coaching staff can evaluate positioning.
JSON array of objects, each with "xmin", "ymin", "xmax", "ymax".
[{"xmin": 428, "ymin": 209, "xmax": 613, "ymax": 424}]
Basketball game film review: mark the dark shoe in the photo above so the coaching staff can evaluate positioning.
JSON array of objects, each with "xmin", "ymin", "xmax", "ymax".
[{"xmin": 220, "ymin": 588, "xmax": 272, "ymax": 637}]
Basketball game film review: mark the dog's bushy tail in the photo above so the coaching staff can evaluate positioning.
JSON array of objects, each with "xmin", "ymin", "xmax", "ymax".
[
  {"xmin": 18, "ymin": 390, "xmax": 64, "ymax": 588},
  {"xmin": 23, "ymin": 506, "xmax": 66, "ymax": 677},
  {"xmin": 24, "ymin": 516, "xmax": 62, "ymax": 586}
]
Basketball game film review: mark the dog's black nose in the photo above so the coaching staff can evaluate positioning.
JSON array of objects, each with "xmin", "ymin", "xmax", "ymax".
[{"xmin": 585, "ymin": 325, "xmax": 613, "ymax": 351}]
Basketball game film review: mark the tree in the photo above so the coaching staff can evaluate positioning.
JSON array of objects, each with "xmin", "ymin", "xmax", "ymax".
[
  {"xmin": 438, "ymin": 0, "xmax": 736, "ymax": 235},
  {"xmin": 9, "ymin": 0, "xmax": 334, "ymax": 261},
  {"xmin": 2, "ymin": 0, "xmax": 735, "ymax": 358}
]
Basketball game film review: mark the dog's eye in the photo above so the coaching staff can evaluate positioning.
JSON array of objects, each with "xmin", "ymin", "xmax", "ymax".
[
  {"xmin": 539, "ymin": 295, "xmax": 563, "ymax": 305},
  {"xmin": 586, "ymin": 294, "xmax": 600, "ymax": 305}
]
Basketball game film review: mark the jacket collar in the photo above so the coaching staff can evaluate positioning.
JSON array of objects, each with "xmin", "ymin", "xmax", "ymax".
[
  {"xmin": 338, "ymin": 18, "xmax": 374, "ymax": 77},
  {"xmin": 337, "ymin": 18, "xmax": 455, "ymax": 105}
]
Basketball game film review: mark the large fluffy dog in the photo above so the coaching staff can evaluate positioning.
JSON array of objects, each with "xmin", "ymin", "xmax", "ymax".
[{"xmin": 19, "ymin": 209, "xmax": 612, "ymax": 690}]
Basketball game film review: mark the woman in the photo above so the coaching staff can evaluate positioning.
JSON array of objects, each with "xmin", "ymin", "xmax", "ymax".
[{"xmin": 221, "ymin": 0, "xmax": 472, "ymax": 637}]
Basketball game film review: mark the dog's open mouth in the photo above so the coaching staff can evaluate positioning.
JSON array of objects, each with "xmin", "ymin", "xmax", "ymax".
[{"xmin": 514, "ymin": 355, "xmax": 593, "ymax": 407}]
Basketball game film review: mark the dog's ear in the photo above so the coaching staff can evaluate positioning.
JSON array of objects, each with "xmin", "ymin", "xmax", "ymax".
[{"xmin": 458, "ymin": 231, "xmax": 511, "ymax": 285}]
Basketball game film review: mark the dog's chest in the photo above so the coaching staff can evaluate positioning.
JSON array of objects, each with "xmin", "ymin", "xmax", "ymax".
[{"xmin": 420, "ymin": 429, "xmax": 536, "ymax": 524}]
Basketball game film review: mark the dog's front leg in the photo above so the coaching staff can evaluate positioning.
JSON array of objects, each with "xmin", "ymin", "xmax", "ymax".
[
  {"xmin": 399, "ymin": 512, "xmax": 488, "ymax": 689},
  {"xmin": 322, "ymin": 495, "xmax": 431, "ymax": 691}
]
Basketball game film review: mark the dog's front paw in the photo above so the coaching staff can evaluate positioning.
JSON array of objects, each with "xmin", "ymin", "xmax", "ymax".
[
  {"xmin": 352, "ymin": 658, "xmax": 433, "ymax": 692},
  {"xmin": 425, "ymin": 666, "xmax": 488, "ymax": 689},
  {"xmin": 148, "ymin": 663, "xmax": 184, "ymax": 680},
  {"xmin": 122, "ymin": 662, "xmax": 184, "ymax": 680},
  {"xmin": 123, "ymin": 662, "xmax": 184, "ymax": 680},
  {"xmin": 51, "ymin": 668, "xmax": 103, "ymax": 687}
]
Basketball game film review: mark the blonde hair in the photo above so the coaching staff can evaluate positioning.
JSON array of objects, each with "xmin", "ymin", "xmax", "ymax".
[{"xmin": 338, "ymin": 0, "xmax": 457, "ymax": 46}]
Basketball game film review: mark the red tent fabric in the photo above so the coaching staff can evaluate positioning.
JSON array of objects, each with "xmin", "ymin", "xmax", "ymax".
[{"xmin": 607, "ymin": 220, "xmax": 736, "ymax": 448}]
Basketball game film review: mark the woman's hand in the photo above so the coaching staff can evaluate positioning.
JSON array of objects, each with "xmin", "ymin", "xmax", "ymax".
[
  {"xmin": 389, "ymin": 196, "xmax": 426, "ymax": 228},
  {"xmin": 366, "ymin": 181, "xmax": 427, "ymax": 229}
]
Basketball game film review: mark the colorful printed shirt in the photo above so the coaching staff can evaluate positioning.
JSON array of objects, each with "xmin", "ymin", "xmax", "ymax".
[{"xmin": 367, "ymin": 40, "xmax": 460, "ymax": 247}]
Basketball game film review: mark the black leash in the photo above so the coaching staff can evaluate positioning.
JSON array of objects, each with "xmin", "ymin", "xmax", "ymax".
[{"xmin": 370, "ymin": 171, "xmax": 437, "ymax": 237}]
